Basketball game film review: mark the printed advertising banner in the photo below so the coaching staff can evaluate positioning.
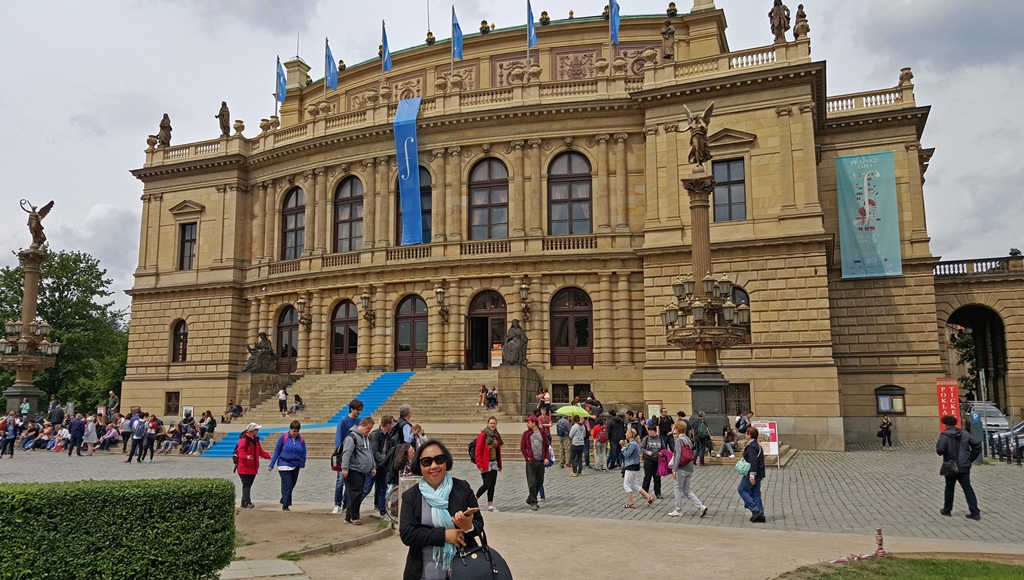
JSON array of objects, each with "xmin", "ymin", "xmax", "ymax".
[
  {"xmin": 835, "ymin": 152, "xmax": 902, "ymax": 278},
  {"xmin": 393, "ymin": 97, "xmax": 423, "ymax": 245},
  {"xmin": 752, "ymin": 420, "xmax": 779, "ymax": 456},
  {"xmin": 936, "ymin": 377, "xmax": 961, "ymax": 432}
]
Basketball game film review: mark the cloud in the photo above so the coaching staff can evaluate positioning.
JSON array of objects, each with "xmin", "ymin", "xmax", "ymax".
[
  {"xmin": 68, "ymin": 113, "xmax": 108, "ymax": 139},
  {"xmin": 188, "ymin": 0, "xmax": 325, "ymax": 36}
]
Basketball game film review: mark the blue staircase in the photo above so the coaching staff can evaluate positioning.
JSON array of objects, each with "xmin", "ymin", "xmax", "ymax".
[{"xmin": 202, "ymin": 371, "xmax": 416, "ymax": 458}]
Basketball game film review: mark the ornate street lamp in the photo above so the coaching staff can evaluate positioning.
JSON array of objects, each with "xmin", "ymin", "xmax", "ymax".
[
  {"xmin": 434, "ymin": 283, "xmax": 449, "ymax": 324},
  {"xmin": 360, "ymin": 289, "xmax": 376, "ymax": 327},
  {"xmin": 519, "ymin": 281, "xmax": 531, "ymax": 321},
  {"xmin": 295, "ymin": 296, "xmax": 312, "ymax": 330}
]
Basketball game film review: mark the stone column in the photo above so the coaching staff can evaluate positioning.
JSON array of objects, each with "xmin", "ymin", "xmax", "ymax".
[
  {"xmin": 776, "ymin": 105, "xmax": 797, "ymax": 212},
  {"xmin": 797, "ymin": 103, "xmax": 822, "ymax": 213},
  {"xmin": 303, "ymin": 171, "xmax": 317, "ymax": 256},
  {"xmin": 376, "ymin": 156, "xmax": 391, "ymax": 247},
  {"xmin": 259, "ymin": 296, "xmax": 271, "ymax": 338},
  {"xmin": 428, "ymin": 280, "xmax": 445, "ymax": 369},
  {"xmin": 447, "ymin": 147, "xmax": 463, "ymax": 241},
  {"xmin": 3, "ymin": 248, "xmax": 49, "ymax": 412},
  {"xmin": 254, "ymin": 183, "xmax": 267, "ymax": 261},
  {"xmin": 597, "ymin": 273, "xmax": 614, "ymax": 366},
  {"xmin": 150, "ymin": 194, "xmax": 163, "ymax": 269},
  {"xmin": 137, "ymin": 194, "xmax": 151, "ymax": 269},
  {"xmin": 374, "ymin": 285, "xmax": 387, "ymax": 370},
  {"xmin": 315, "ymin": 168, "xmax": 329, "ymax": 252},
  {"xmin": 614, "ymin": 134, "xmax": 629, "ymax": 232},
  {"xmin": 643, "ymin": 126, "xmax": 659, "ymax": 227},
  {"xmin": 681, "ymin": 169, "xmax": 720, "ymax": 372},
  {"xmin": 296, "ymin": 293, "xmax": 310, "ymax": 373},
  {"xmin": 309, "ymin": 291, "xmax": 324, "ymax": 373},
  {"xmin": 431, "ymin": 149, "xmax": 447, "ymax": 242},
  {"xmin": 662, "ymin": 123, "xmax": 682, "ymax": 226},
  {"xmin": 595, "ymin": 134, "xmax": 611, "ymax": 233},
  {"xmin": 511, "ymin": 140, "xmax": 526, "ymax": 237},
  {"xmin": 357, "ymin": 286, "xmax": 372, "ymax": 370},
  {"xmin": 263, "ymin": 183, "xmax": 275, "ymax": 260},
  {"xmin": 904, "ymin": 141, "xmax": 929, "ymax": 241},
  {"xmin": 362, "ymin": 159, "xmax": 377, "ymax": 249},
  {"xmin": 247, "ymin": 297, "xmax": 261, "ymax": 348},
  {"xmin": 446, "ymin": 279, "xmax": 462, "ymax": 369},
  {"xmin": 527, "ymin": 139, "xmax": 543, "ymax": 235},
  {"xmin": 615, "ymin": 272, "xmax": 634, "ymax": 366}
]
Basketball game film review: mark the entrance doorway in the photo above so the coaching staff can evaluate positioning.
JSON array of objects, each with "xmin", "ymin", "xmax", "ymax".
[
  {"xmin": 467, "ymin": 291, "xmax": 506, "ymax": 369},
  {"xmin": 331, "ymin": 300, "xmax": 358, "ymax": 372},
  {"xmin": 394, "ymin": 295, "xmax": 428, "ymax": 370},
  {"xmin": 276, "ymin": 306, "xmax": 299, "ymax": 374}
]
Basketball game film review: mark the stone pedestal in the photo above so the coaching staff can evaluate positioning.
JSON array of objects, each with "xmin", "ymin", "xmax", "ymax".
[
  {"xmin": 497, "ymin": 364, "xmax": 542, "ymax": 418},
  {"xmin": 236, "ymin": 373, "xmax": 297, "ymax": 410}
]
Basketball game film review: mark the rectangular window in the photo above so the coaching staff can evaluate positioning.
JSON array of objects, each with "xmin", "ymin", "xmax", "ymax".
[
  {"xmin": 178, "ymin": 223, "xmax": 197, "ymax": 270},
  {"xmin": 552, "ymin": 383, "xmax": 570, "ymax": 404},
  {"xmin": 164, "ymin": 391, "xmax": 180, "ymax": 416},
  {"xmin": 712, "ymin": 160, "xmax": 746, "ymax": 222}
]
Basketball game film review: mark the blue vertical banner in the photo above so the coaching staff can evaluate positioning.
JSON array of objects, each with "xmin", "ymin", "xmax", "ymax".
[
  {"xmin": 452, "ymin": 7, "xmax": 463, "ymax": 60},
  {"xmin": 835, "ymin": 152, "xmax": 903, "ymax": 278},
  {"xmin": 527, "ymin": 1, "xmax": 538, "ymax": 48},
  {"xmin": 276, "ymin": 56, "xmax": 287, "ymax": 102},
  {"xmin": 382, "ymin": 21, "xmax": 393, "ymax": 72},
  {"xmin": 610, "ymin": 0, "xmax": 621, "ymax": 44},
  {"xmin": 394, "ymin": 97, "xmax": 423, "ymax": 245}
]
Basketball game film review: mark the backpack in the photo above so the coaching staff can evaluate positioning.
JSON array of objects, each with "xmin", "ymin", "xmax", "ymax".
[
  {"xmin": 131, "ymin": 418, "xmax": 147, "ymax": 439},
  {"xmin": 331, "ymin": 433, "xmax": 357, "ymax": 472},
  {"xmin": 232, "ymin": 437, "xmax": 249, "ymax": 473},
  {"xmin": 468, "ymin": 436, "xmax": 478, "ymax": 462},
  {"xmin": 735, "ymin": 416, "xmax": 743, "ymax": 429},
  {"xmin": 677, "ymin": 441, "xmax": 695, "ymax": 468},
  {"xmin": 697, "ymin": 420, "xmax": 710, "ymax": 439},
  {"xmin": 556, "ymin": 419, "xmax": 569, "ymax": 438},
  {"xmin": 595, "ymin": 426, "xmax": 608, "ymax": 444}
]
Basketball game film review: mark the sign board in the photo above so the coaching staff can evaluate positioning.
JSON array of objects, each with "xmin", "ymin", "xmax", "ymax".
[
  {"xmin": 183, "ymin": 405, "xmax": 195, "ymax": 419},
  {"xmin": 936, "ymin": 377, "xmax": 961, "ymax": 432},
  {"xmin": 645, "ymin": 401, "xmax": 663, "ymax": 422},
  {"xmin": 490, "ymin": 344, "xmax": 502, "ymax": 368},
  {"xmin": 752, "ymin": 420, "xmax": 779, "ymax": 455}
]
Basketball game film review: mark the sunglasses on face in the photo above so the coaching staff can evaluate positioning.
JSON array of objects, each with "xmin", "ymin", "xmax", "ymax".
[{"xmin": 418, "ymin": 454, "xmax": 447, "ymax": 468}]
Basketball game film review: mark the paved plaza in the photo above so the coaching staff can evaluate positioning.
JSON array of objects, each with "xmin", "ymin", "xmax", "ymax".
[{"xmin": 3, "ymin": 440, "xmax": 1022, "ymax": 546}]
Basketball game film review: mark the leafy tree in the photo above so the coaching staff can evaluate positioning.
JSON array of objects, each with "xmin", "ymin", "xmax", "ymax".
[
  {"xmin": 950, "ymin": 331, "xmax": 978, "ymax": 396},
  {"xmin": 0, "ymin": 247, "xmax": 127, "ymax": 410}
]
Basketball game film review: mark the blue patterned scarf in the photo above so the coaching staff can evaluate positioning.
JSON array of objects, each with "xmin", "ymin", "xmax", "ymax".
[{"xmin": 418, "ymin": 473, "xmax": 457, "ymax": 572}]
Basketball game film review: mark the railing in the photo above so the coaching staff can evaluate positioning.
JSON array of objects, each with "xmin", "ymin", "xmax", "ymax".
[
  {"xmin": 934, "ymin": 258, "xmax": 1013, "ymax": 277},
  {"xmin": 386, "ymin": 246, "xmax": 432, "ymax": 261},
  {"xmin": 539, "ymin": 80, "xmax": 599, "ymax": 98},
  {"xmin": 625, "ymin": 78, "xmax": 645, "ymax": 92},
  {"xmin": 676, "ymin": 57, "xmax": 719, "ymax": 79},
  {"xmin": 826, "ymin": 88, "xmax": 903, "ymax": 115},
  {"xmin": 274, "ymin": 124, "xmax": 309, "ymax": 143},
  {"xmin": 321, "ymin": 253, "xmax": 360, "ymax": 268},
  {"xmin": 543, "ymin": 235, "xmax": 597, "ymax": 252},
  {"xmin": 460, "ymin": 240, "xmax": 511, "ymax": 255},
  {"xmin": 268, "ymin": 260, "xmax": 301, "ymax": 275},
  {"xmin": 163, "ymin": 139, "xmax": 223, "ymax": 161},
  {"xmin": 460, "ymin": 87, "xmax": 515, "ymax": 107},
  {"xmin": 325, "ymin": 110, "xmax": 367, "ymax": 131},
  {"xmin": 729, "ymin": 47, "xmax": 777, "ymax": 70}
]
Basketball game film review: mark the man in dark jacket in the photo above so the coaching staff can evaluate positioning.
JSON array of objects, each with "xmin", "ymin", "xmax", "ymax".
[
  {"xmin": 936, "ymin": 415, "xmax": 982, "ymax": 520},
  {"xmin": 658, "ymin": 408, "xmax": 675, "ymax": 448},
  {"xmin": 367, "ymin": 416, "xmax": 394, "ymax": 516},
  {"xmin": 67, "ymin": 414, "xmax": 85, "ymax": 457},
  {"xmin": 606, "ymin": 410, "xmax": 626, "ymax": 468},
  {"xmin": 520, "ymin": 415, "xmax": 549, "ymax": 510}
]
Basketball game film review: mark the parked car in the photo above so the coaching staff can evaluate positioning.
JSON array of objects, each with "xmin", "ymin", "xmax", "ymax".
[
  {"xmin": 964, "ymin": 401, "xmax": 1009, "ymax": 434},
  {"xmin": 992, "ymin": 420, "xmax": 1024, "ymax": 458}
]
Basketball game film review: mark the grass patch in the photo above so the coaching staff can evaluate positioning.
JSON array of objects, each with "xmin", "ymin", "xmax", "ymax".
[
  {"xmin": 776, "ymin": 558, "xmax": 1024, "ymax": 579},
  {"xmin": 232, "ymin": 556, "xmax": 246, "ymax": 562},
  {"xmin": 376, "ymin": 519, "xmax": 392, "ymax": 532},
  {"xmin": 277, "ymin": 551, "xmax": 302, "ymax": 561},
  {"xmin": 234, "ymin": 531, "xmax": 256, "ymax": 548}
]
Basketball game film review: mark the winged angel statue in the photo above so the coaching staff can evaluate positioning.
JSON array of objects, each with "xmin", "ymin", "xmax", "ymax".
[
  {"xmin": 22, "ymin": 199, "xmax": 54, "ymax": 246},
  {"xmin": 683, "ymin": 102, "xmax": 715, "ymax": 169}
]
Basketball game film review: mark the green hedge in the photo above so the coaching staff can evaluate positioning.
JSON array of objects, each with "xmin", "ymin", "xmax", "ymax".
[{"xmin": 0, "ymin": 478, "xmax": 235, "ymax": 580}]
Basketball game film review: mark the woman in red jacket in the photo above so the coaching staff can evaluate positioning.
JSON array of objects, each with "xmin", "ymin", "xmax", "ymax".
[
  {"xmin": 235, "ymin": 423, "xmax": 271, "ymax": 509},
  {"xmin": 473, "ymin": 416, "xmax": 503, "ymax": 512}
]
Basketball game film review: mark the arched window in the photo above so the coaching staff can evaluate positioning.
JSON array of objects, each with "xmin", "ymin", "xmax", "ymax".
[
  {"xmin": 281, "ymin": 188, "xmax": 305, "ymax": 260},
  {"xmin": 277, "ymin": 306, "xmax": 299, "ymax": 373},
  {"xmin": 468, "ymin": 159, "xmax": 509, "ymax": 240},
  {"xmin": 331, "ymin": 300, "xmax": 359, "ymax": 372},
  {"xmin": 394, "ymin": 296, "xmax": 428, "ymax": 370},
  {"xmin": 550, "ymin": 287, "xmax": 593, "ymax": 368},
  {"xmin": 396, "ymin": 167, "xmax": 432, "ymax": 244},
  {"xmin": 732, "ymin": 287, "xmax": 752, "ymax": 344},
  {"xmin": 334, "ymin": 177, "xmax": 364, "ymax": 253},
  {"xmin": 171, "ymin": 320, "xmax": 188, "ymax": 363},
  {"xmin": 548, "ymin": 152, "xmax": 592, "ymax": 235}
]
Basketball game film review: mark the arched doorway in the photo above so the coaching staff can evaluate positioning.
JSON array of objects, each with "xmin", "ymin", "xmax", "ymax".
[
  {"xmin": 947, "ymin": 305, "xmax": 1008, "ymax": 409},
  {"xmin": 276, "ymin": 306, "xmax": 299, "ymax": 373},
  {"xmin": 466, "ymin": 291, "xmax": 506, "ymax": 369},
  {"xmin": 550, "ymin": 287, "xmax": 593, "ymax": 368},
  {"xmin": 394, "ymin": 295, "xmax": 428, "ymax": 370},
  {"xmin": 331, "ymin": 300, "xmax": 359, "ymax": 372}
]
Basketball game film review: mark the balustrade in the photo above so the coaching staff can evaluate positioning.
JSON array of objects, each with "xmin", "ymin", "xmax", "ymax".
[
  {"xmin": 268, "ymin": 260, "xmax": 301, "ymax": 275},
  {"xmin": 460, "ymin": 240, "xmax": 510, "ymax": 255},
  {"xmin": 321, "ymin": 253, "xmax": 360, "ymax": 268},
  {"xmin": 386, "ymin": 246, "xmax": 432, "ymax": 261},
  {"xmin": 934, "ymin": 258, "xmax": 1012, "ymax": 277},
  {"xmin": 542, "ymin": 235, "xmax": 597, "ymax": 252}
]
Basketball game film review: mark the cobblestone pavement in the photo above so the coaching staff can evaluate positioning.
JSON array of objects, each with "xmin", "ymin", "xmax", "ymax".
[{"xmin": 3, "ymin": 440, "xmax": 1022, "ymax": 545}]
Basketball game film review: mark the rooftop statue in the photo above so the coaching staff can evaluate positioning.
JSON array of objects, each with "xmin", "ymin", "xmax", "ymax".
[
  {"xmin": 769, "ymin": 0, "xmax": 791, "ymax": 43},
  {"xmin": 661, "ymin": 21, "xmax": 676, "ymax": 60},
  {"xmin": 157, "ymin": 113, "xmax": 172, "ymax": 148},
  {"xmin": 683, "ymin": 102, "xmax": 715, "ymax": 169},
  {"xmin": 216, "ymin": 102, "xmax": 230, "ymax": 137},
  {"xmin": 21, "ymin": 199, "xmax": 54, "ymax": 247}
]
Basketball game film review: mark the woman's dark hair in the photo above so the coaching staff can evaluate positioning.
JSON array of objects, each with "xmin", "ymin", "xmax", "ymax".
[
  {"xmin": 746, "ymin": 426, "xmax": 759, "ymax": 439},
  {"xmin": 940, "ymin": 415, "xmax": 958, "ymax": 427},
  {"xmin": 393, "ymin": 442, "xmax": 413, "ymax": 473},
  {"xmin": 289, "ymin": 420, "xmax": 301, "ymax": 430},
  {"xmin": 722, "ymin": 426, "xmax": 731, "ymax": 435},
  {"xmin": 411, "ymin": 439, "xmax": 453, "ymax": 476}
]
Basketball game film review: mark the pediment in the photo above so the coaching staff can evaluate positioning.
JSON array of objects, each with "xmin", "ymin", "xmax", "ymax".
[
  {"xmin": 168, "ymin": 200, "xmax": 206, "ymax": 215},
  {"xmin": 707, "ymin": 128, "xmax": 757, "ymax": 147}
]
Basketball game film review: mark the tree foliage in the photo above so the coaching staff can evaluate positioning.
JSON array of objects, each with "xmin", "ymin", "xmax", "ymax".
[
  {"xmin": 950, "ymin": 332, "xmax": 979, "ymax": 395},
  {"xmin": 0, "ymin": 247, "xmax": 127, "ymax": 409}
]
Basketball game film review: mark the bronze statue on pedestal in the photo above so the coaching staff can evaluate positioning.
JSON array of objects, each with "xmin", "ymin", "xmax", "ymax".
[
  {"xmin": 683, "ymin": 102, "xmax": 715, "ymax": 169},
  {"xmin": 243, "ymin": 332, "xmax": 277, "ymax": 373},
  {"xmin": 21, "ymin": 199, "xmax": 54, "ymax": 247}
]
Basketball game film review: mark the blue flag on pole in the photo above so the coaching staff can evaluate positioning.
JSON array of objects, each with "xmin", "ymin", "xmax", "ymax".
[
  {"xmin": 382, "ymin": 21, "xmax": 393, "ymax": 72},
  {"xmin": 610, "ymin": 0, "xmax": 621, "ymax": 44},
  {"xmin": 325, "ymin": 40, "xmax": 338, "ymax": 90},
  {"xmin": 394, "ymin": 97, "xmax": 424, "ymax": 245},
  {"xmin": 276, "ymin": 57, "xmax": 287, "ymax": 102},
  {"xmin": 527, "ymin": 0, "xmax": 538, "ymax": 48},
  {"xmin": 452, "ymin": 7, "xmax": 463, "ymax": 60}
]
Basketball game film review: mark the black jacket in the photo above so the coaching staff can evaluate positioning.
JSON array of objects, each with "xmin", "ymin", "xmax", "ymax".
[
  {"xmin": 607, "ymin": 417, "xmax": 626, "ymax": 443},
  {"xmin": 400, "ymin": 478, "xmax": 484, "ymax": 580},
  {"xmin": 742, "ymin": 439, "xmax": 766, "ymax": 478},
  {"xmin": 936, "ymin": 427, "xmax": 982, "ymax": 473}
]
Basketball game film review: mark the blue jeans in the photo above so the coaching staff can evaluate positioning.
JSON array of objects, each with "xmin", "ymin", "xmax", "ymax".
[
  {"xmin": 583, "ymin": 440, "xmax": 591, "ymax": 466},
  {"xmin": 279, "ymin": 469, "xmax": 300, "ymax": 507},
  {"xmin": 608, "ymin": 443, "xmax": 623, "ymax": 468},
  {"xmin": 738, "ymin": 476, "xmax": 764, "ymax": 513},
  {"xmin": 366, "ymin": 469, "xmax": 388, "ymax": 514},
  {"xmin": 697, "ymin": 438, "xmax": 712, "ymax": 464},
  {"xmin": 334, "ymin": 472, "xmax": 348, "ymax": 507}
]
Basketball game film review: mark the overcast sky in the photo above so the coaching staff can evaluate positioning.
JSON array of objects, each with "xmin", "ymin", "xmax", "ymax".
[{"xmin": 1, "ymin": 0, "xmax": 1021, "ymax": 314}]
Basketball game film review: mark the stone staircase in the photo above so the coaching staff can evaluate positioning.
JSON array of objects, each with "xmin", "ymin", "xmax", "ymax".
[
  {"xmin": 239, "ymin": 372, "xmax": 381, "ymax": 425},
  {"xmin": 375, "ymin": 370, "xmax": 518, "ymax": 423}
]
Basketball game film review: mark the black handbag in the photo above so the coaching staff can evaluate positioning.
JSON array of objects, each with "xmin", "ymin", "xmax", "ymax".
[
  {"xmin": 939, "ymin": 433, "xmax": 962, "ymax": 477},
  {"xmin": 876, "ymin": 430, "xmax": 883, "ymax": 438},
  {"xmin": 449, "ymin": 529, "xmax": 512, "ymax": 580}
]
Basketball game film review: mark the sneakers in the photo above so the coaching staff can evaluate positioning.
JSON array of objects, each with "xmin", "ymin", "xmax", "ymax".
[
  {"xmin": 530, "ymin": 504, "xmax": 539, "ymax": 511},
  {"xmin": 729, "ymin": 455, "xmax": 736, "ymax": 459},
  {"xmin": 966, "ymin": 513, "xmax": 981, "ymax": 520},
  {"xmin": 487, "ymin": 505, "xmax": 498, "ymax": 512},
  {"xmin": 331, "ymin": 506, "xmax": 342, "ymax": 515},
  {"xmin": 667, "ymin": 510, "xmax": 682, "ymax": 517},
  {"xmin": 569, "ymin": 472, "xmax": 580, "ymax": 477},
  {"xmin": 282, "ymin": 506, "xmax": 290, "ymax": 511},
  {"xmin": 699, "ymin": 505, "xmax": 709, "ymax": 518},
  {"xmin": 939, "ymin": 509, "xmax": 951, "ymax": 516}
]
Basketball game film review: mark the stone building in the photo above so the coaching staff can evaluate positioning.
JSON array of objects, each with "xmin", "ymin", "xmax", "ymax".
[{"xmin": 126, "ymin": 2, "xmax": 998, "ymax": 451}]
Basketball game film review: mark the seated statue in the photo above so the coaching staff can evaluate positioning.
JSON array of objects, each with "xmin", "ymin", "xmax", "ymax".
[
  {"xmin": 243, "ymin": 332, "xmax": 277, "ymax": 373},
  {"xmin": 501, "ymin": 319, "xmax": 529, "ymax": 367}
]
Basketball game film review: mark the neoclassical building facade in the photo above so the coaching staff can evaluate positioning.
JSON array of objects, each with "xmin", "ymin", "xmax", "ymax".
[{"xmin": 126, "ymin": 3, "xmax": 947, "ymax": 450}]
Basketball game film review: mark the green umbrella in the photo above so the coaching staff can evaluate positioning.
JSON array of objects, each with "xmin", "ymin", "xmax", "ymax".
[{"xmin": 554, "ymin": 405, "xmax": 591, "ymax": 418}]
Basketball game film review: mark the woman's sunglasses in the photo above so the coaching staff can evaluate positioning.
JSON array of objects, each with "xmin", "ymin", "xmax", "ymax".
[{"xmin": 418, "ymin": 454, "xmax": 448, "ymax": 468}]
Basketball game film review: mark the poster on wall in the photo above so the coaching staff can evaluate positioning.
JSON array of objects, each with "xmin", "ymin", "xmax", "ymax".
[
  {"xmin": 752, "ymin": 420, "xmax": 779, "ymax": 455},
  {"xmin": 835, "ymin": 152, "xmax": 903, "ymax": 278},
  {"xmin": 183, "ymin": 405, "xmax": 194, "ymax": 419},
  {"xmin": 936, "ymin": 377, "xmax": 961, "ymax": 432}
]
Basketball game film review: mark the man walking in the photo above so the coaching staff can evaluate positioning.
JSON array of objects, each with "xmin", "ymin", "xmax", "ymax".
[
  {"xmin": 658, "ymin": 408, "xmax": 675, "ymax": 449},
  {"xmin": 341, "ymin": 417, "xmax": 376, "ymax": 525},
  {"xmin": 568, "ymin": 416, "xmax": 586, "ymax": 476},
  {"xmin": 332, "ymin": 400, "xmax": 363, "ymax": 515},
  {"xmin": 607, "ymin": 410, "xmax": 625, "ymax": 468},
  {"xmin": 67, "ymin": 413, "xmax": 85, "ymax": 457},
  {"xmin": 692, "ymin": 411, "xmax": 713, "ymax": 465},
  {"xmin": 520, "ymin": 415, "xmax": 549, "ymax": 511},
  {"xmin": 936, "ymin": 415, "xmax": 982, "ymax": 520},
  {"xmin": 556, "ymin": 414, "xmax": 572, "ymax": 468},
  {"xmin": 368, "ymin": 415, "xmax": 394, "ymax": 517}
]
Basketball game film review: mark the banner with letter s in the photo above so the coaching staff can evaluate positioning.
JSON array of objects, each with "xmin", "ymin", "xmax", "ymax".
[
  {"xmin": 393, "ymin": 97, "xmax": 423, "ymax": 245},
  {"xmin": 835, "ymin": 152, "xmax": 902, "ymax": 278}
]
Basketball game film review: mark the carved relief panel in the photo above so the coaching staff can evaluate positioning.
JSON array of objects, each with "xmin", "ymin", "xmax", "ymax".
[
  {"xmin": 615, "ymin": 43, "xmax": 658, "ymax": 76},
  {"xmin": 435, "ymin": 61, "xmax": 480, "ymax": 91},
  {"xmin": 491, "ymin": 52, "xmax": 540, "ymax": 87},
  {"xmin": 347, "ymin": 83, "xmax": 380, "ymax": 110},
  {"xmin": 387, "ymin": 71, "xmax": 427, "ymax": 101},
  {"xmin": 551, "ymin": 46, "xmax": 601, "ymax": 80}
]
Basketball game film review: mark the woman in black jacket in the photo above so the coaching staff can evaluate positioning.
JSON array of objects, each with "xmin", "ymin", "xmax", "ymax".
[
  {"xmin": 737, "ymin": 427, "xmax": 767, "ymax": 523},
  {"xmin": 400, "ymin": 439, "xmax": 484, "ymax": 580}
]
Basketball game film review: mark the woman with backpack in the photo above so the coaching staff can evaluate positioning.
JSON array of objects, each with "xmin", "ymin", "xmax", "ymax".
[
  {"xmin": 473, "ymin": 416, "xmax": 504, "ymax": 512},
  {"xmin": 235, "ymin": 423, "xmax": 271, "ymax": 509},
  {"xmin": 591, "ymin": 418, "xmax": 608, "ymax": 472},
  {"xmin": 668, "ymin": 421, "xmax": 708, "ymax": 518},
  {"xmin": 737, "ymin": 427, "xmax": 767, "ymax": 523},
  {"xmin": 269, "ymin": 420, "xmax": 307, "ymax": 511}
]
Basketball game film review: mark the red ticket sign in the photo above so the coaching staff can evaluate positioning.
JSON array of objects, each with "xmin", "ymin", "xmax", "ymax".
[{"xmin": 936, "ymin": 378, "xmax": 961, "ymax": 432}]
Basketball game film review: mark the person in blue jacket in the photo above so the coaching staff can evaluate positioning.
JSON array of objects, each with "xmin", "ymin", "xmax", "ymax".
[{"xmin": 269, "ymin": 420, "xmax": 307, "ymax": 511}]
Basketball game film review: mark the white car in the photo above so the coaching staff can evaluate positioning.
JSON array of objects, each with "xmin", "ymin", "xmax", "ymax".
[{"xmin": 966, "ymin": 402, "xmax": 1009, "ymax": 434}]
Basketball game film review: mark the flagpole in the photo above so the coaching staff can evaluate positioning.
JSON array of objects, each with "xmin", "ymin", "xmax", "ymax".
[
  {"xmin": 450, "ymin": 5, "xmax": 455, "ymax": 79},
  {"xmin": 324, "ymin": 37, "xmax": 328, "ymax": 102},
  {"xmin": 526, "ymin": 1, "xmax": 530, "ymax": 69},
  {"xmin": 275, "ymin": 55, "xmax": 280, "ymax": 119},
  {"xmin": 381, "ymin": 20, "xmax": 386, "ymax": 88}
]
